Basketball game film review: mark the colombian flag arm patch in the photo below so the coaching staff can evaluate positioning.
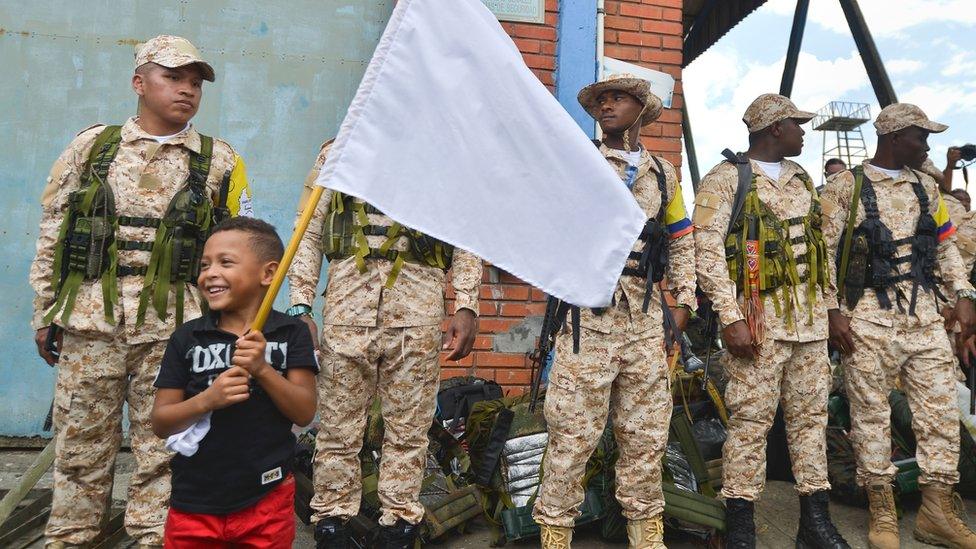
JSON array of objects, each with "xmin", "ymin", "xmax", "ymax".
[
  {"xmin": 665, "ymin": 188, "xmax": 694, "ymax": 239},
  {"xmin": 934, "ymin": 193, "xmax": 956, "ymax": 242}
]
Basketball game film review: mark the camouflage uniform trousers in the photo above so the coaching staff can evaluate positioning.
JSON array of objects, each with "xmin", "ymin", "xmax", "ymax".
[
  {"xmin": 722, "ymin": 338, "xmax": 831, "ymax": 500},
  {"xmin": 843, "ymin": 316, "xmax": 960, "ymax": 486},
  {"xmin": 46, "ymin": 330, "xmax": 171, "ymax": 546},
  {"xmin": 310, "ymin": 323, "xmax": 441, "ymax": 526},
  {"xmin": 533, "ymin": 302, "xmax": 672, "ymax": 527}
]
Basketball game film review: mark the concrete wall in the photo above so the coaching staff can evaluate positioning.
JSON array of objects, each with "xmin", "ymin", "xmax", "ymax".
[{"xmin": 0, "ymin": 1, "xmax": 393, "ymax": 436}]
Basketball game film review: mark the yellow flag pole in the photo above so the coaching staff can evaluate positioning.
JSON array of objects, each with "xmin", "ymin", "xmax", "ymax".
[{"xmin": 251, "ymin": 185, "xmax": 324, "ymax": 332}]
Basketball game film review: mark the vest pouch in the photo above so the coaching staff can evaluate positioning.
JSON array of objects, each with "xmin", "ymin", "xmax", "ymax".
[
  {"xmin": 322, "ymin": 206, "xmax": 355, "ymax": 260},
  {"xmin": 407, "ymin": 230, "xmax": 454, "ymax": 270},
  {"xmin": 66, "ymin": 216, "xmax": 113, "ymax": 279},
  {"xmin": 844, "ymin": 233, "xmax": 870, "ymax": 307},
  {"xmin": 643, "ymin": 221, "xmax": 669, "ymax": 283}
]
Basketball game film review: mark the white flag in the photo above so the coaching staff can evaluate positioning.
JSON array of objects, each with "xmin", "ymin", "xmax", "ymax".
[{"xmin": 316, "ymin": 0, "xmax": 647, "ymax": 308}]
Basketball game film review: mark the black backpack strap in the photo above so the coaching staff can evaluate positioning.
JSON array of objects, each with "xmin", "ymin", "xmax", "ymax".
[
  {"xmin": 722, "ymin": 149, "xmax": 753, "ymax": 236},
  {"xmin": 651, "ymin": 155, "xmax": 668, "ymax": 223},
  {"xmin": 473, "ymin": 407, "xmax": 515, "ymax": 486}
]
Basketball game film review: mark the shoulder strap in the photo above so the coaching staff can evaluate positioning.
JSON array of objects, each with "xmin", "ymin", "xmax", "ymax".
[
  {"xmin": 85, "ymin": 125, "xmax": 123, "ymax": 185},
  {"xmin": 721, "ymin": 149, "xmax": 752, "ymax": 236},
  {"xmin": 908, "ymin": 170, "xmax": 932, "ymax": 214},
  {"xmin": 188, "ymin": 134, "xmax": 214, "ymax": 190},
  {"xmin": 651, "ymin": 156, "xmax": 668, "ymax": 222},
  {"xmin": 837, "ymin": 167, "xmax": 865, "ymax": 298}
]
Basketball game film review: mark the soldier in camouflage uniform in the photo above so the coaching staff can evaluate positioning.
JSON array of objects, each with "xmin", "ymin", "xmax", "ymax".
[
  {"xmin": 694, "ymin": 94, "xmax": 848, "ymax": 548},
  {"xmin": 286, "ymin": 141, "xmax": 482, "ymax": 549},
  {"xmin": 822, "ymin": 103, "xmax": 976, "ymax": 549},
  {"xmin": 29, "ymin": 36, "xmax": 252, "ymax": 548},
  {"xmin": 532, "ymin": 74, "xmax": 696, "ymax": 549}
]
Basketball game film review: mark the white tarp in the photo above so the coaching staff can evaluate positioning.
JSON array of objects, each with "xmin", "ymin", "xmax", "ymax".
[{"xmin": 315, "ymin": 0, "xmax": 647, "ymax": 307}]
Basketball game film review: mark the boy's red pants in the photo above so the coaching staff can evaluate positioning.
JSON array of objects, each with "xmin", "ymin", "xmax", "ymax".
[{"xmin": 163, "ymin": 476, "xmax": 295, "ymax": 548}]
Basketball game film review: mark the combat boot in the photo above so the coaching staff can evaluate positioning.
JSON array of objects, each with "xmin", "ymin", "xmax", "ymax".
[
  {"xmin": 795, "ymin": 491, "xmax": 849, "ymax": 548},
  {"xmin": 377, "ymin": 519, "xmax": 419, "ymax": 549},
  {"xmin": 626, "ymin": 514, "xmax": 666, "ymax": 548},
  {"xmin": 914, "ymin": 482, "xmax": 976, "ymax": 548},
  {"xmin": 315, "ymin": 517, "xmax": 350, "ymax": 549},
  {"xmin": 866, "ymin": 483, "xmax": 899, "ymax": 549},
  {"xmin": 539, "ymin": 524, "xmax": 573, "ymax": 549},
  {"xmin": 724, "ymin": 498, "xmax": 755, "ymax": 548}
]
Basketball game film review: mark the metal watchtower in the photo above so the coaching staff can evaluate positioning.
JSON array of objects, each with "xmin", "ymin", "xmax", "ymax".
[{"xmin": 813, "ymin": 101, "xmax": 871, "ymax": 184}]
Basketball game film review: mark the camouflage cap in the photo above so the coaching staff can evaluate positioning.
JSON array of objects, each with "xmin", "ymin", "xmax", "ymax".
[
  {"xmin": 742, "ymin": 93, "xmax": 815, "ymax": 133},
  {"xmin": 874, "ymin": 103, "xmax": 947, "ymax": 135},
  {"xmin": 135, "ymin": 35, "xmax": 215, "ymax": 82},
  {"xmin": 578, "ymin": 73, "xmax": 663, "ymax": 126}
]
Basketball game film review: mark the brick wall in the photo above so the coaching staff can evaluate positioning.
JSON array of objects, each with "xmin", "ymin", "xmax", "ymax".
[
  {"xmin": 439, "ymin": 0, "xmax": 685, "ymax": 394},
  {"xmin": 604, "ymin": 0, "xmax": 684, "ymax": 168}
]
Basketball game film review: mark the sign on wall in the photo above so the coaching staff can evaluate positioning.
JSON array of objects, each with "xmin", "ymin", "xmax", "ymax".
[
  {"xmin": 482, "ymin": 0, "xmax": 545, "ymax": 24},
  {"xmin": 603, "ymin": 57, "xmax": 676, "ymax": 108}
]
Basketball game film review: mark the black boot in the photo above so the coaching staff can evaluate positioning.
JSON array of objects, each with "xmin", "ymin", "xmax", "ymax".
[
  {"xmin": 378, "ymin": 519, "xmax": 419, "ymax": 549},
  {"xmin": 796, "ymin": 491, "xmax": 849, "ymax": 549},
  {"xmin": 315, "ymin": 517, "xmax": 350, "ymax": 549},
  {"xmin": 725, "ymin": 498, "xmax": 756, "ymax": 549}
]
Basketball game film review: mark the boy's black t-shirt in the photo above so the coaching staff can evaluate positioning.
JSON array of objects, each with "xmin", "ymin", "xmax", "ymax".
[{"xmin": 154, "ymin": 310, "xmax": 318, "ymax": 515}]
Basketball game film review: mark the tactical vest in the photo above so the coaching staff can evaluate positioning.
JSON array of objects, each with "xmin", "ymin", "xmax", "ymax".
[
  {"xmin": 724, "ymin": 169, "xmax": 828, "ymax": 327},
  {"xmin": 45, "ymin": 125, "xmax": 230, "ymax": 327},
  {"xmin": 549, "ymin": 150, "xmax": 677, "ymax": 356},
  {"xmin": 321, "ymin": 191, "xmax": 454, "ymax": 288},
  {"xmin": 837, "ymin": 166, "xmax": 943, "ymax": 315}
]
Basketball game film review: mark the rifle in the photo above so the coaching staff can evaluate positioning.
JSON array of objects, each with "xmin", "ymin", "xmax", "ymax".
[
  {"xmin": 42, "ymin": 325, "xmax": 61, "ymax": 432},
  {"xmin": 970, "ymin": 354, "xmax": 975, "ymax": 415},
  {"xmin": 45, "ymin": 324, "xmax": 62, "ymax": 361},
  {"xmin": 527, "ymin": 296, "xmax": 569, "ymax": 413},
  {"xmin": 699, "ymin": 150, "xmax": 753, "ymax": 390}
]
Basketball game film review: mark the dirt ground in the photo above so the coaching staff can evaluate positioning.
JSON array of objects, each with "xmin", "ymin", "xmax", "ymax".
[{"xmin": 3, "ymin": 448, "xmax": 976, "ymax": 548}]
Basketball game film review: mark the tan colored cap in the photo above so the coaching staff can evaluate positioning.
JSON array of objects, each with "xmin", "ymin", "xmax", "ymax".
[
  {"xmin": 578, "ymin": 73, "xmax": 663, "ymax": 127},
  {"xmin": 874, "ymin": 103, "xmax": 947, "ymax": 135},
  {"xmin": 742, "ymin": 93, "xmax": 815, "ymax": 133},
  {"xmin": 135, "ymin": 35, "xmax": 215, "ymax": 82}
]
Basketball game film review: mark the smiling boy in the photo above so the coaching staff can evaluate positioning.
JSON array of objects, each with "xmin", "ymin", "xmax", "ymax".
[
  {"xmin": 152, "ymin": 217, "xmax": 317, "ymax": 548},
  {"xmin": 28, "ymin": 34, "xmax": 252, "ymax": 547}
]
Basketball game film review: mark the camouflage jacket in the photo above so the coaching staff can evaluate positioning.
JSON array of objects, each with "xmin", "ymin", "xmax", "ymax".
[
  {"xmin": 287, "ymin": 141, "xmax": 481, "ymax": 327},
  {"xmin": 574, "ymin": 145, "xmax": 696, "ymax": 335},
  {"xmin": 820, "ymin": 161, "xmax": 972, "ymax": 327},
  {"xmin": 694, "ymin": 158, "xmax": 829, "ymax": 343},
  {"xmin": 29, "ymin": 117, "xmax": 252, "ymax": 343}
]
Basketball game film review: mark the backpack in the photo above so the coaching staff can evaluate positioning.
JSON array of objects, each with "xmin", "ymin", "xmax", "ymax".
[
  {"xmin": 436, "ymin": 376, "xmax": 503, "ymax": 432},
  {"xmin": 464, "ymin": 390, "xmax": 608, "ymax": 545},
  {"xmin": 292, "ymin": 399, "xmax": 484, "ymax": 545}
]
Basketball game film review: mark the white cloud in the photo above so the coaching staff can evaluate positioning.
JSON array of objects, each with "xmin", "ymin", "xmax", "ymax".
[
  {"xmin": 943, "ymin": 52, "xmax": 976, "ymax": 78},
  {"xmin": 764, "ymin": 0, "xmax": 976, "ymax": 38},
  {"xmin": 679, "ymin": 48, "xmax": 874, "ymax": 205},
  {"xmin": 676, "ymin": 1, "xmax": 976, "ymax": 199},
  {"xmin": 901, "ymin": 82, "xmax": 976, "ymax": 120},
  {"xmin": 886, "ymin": 59, "xmax": 924, "ymax": 75}
]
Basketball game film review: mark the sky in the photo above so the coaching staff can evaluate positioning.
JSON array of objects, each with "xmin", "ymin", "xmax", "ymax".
[{"xmin": 679, "ymin": 0, "xmax": 976, "ymax": 207}]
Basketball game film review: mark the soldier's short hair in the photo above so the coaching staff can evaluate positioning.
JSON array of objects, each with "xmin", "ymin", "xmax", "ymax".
[{"xmin": 210, "ymin": 217, "xmax": 284, "ymax": 263}]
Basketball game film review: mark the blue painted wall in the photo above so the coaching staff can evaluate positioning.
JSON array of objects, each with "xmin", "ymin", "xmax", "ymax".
[
  {"xmin": 0, "ymin": 1, "xmax": 394, "ymax": 436},
  {"xmin": 556, "ymin": 0, "xmax": 598, "ymax": 136}
]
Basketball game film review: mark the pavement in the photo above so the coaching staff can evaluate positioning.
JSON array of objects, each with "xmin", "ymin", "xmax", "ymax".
[{"xmin": 4, "ymin": 448, "xmax": 976, "ymax": 548}]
